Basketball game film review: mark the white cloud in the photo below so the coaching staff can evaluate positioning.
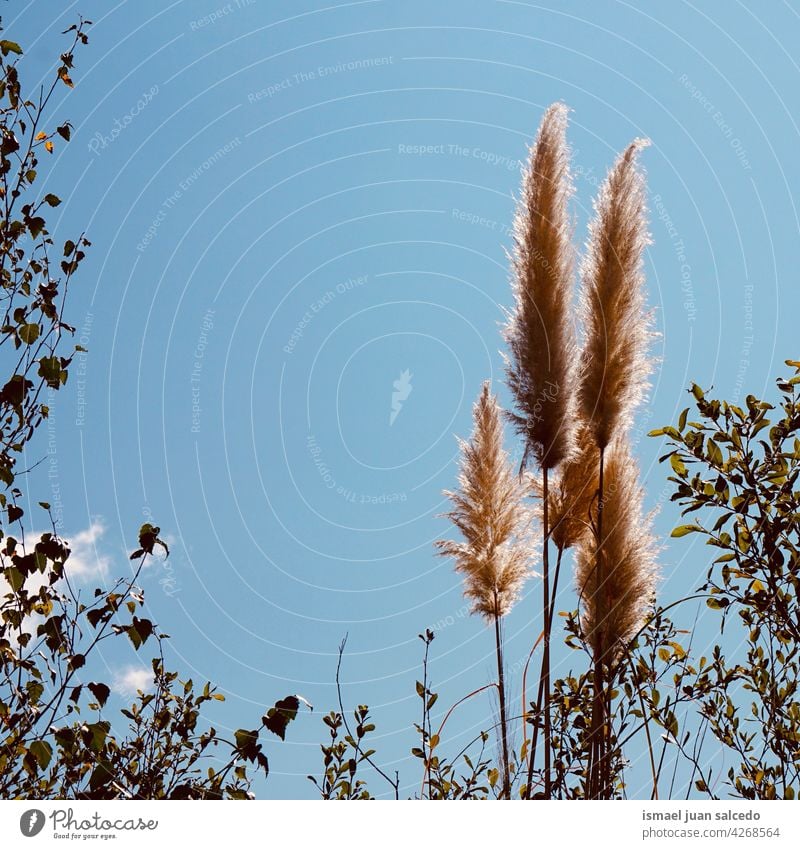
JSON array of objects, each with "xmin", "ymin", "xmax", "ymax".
[
  {"xmin": 65, "ymin": 520, "xmax": 111, "ymax": 580},
  {"xmin": 0, "ymin": 521, "xmax": 112, "ymax": 642},
  {"xmin": 112, "ymin": 665, "xmax": 154, "ymax": 697},
  {"xmin": 0, "ymin": 520, "xmax": 111, "ymax": 583}
]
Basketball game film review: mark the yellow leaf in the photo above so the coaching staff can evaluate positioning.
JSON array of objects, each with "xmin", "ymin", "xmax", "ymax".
[
  {"xmin": 45, "ymin": 141, "xmax": 54, "ymax": 154},
  {"xmin": 670, "ymin": 454, "xmax": 687, "ymax": 477},
  {"xmin": 35, "ymin": 131, "xmax": 47, "ymax": 141},
  {"xmin": 707, "ymin": 439, "xmax": 723, "ymax": 465},
  {"xmin": 59, "ymin": 68, "xmax": 74, "ymax": 88},
  {"xmin": 669, "ymin": 641, "xmax": 687, "ymax": 660}
]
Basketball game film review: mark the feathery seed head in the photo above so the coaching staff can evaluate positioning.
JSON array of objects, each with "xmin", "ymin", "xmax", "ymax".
[
  {"xmin": 436, "ymin": 382, "xmax": 536, "ymax": 621},
  {"xmin": 504, "ymin": 102, "xmax": 579, "ymax": 471},
  {"xmin": 574, "ymin": 437, "xmax": 658, "ymax": 660},
  {"xmin": 579, "ymin": 139, "xmax": 655, "ymax": 450},
  {"xmin": 533, "ymin": 420, "xmax": 600, "ymax": 551}
]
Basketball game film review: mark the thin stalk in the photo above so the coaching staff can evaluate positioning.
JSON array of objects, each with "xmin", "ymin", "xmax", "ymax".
[
  {"xmin": 525, "ymin": 672, "xmax": 545, "ymax": 799},
  {"xmin": 542, "ymin": 466, "xmax": 552, "ymax": 798},
  {"xmin": 520, "ymin": 629, "xmax": 544, "ymax": 752},
  {"xmin": 419, "ymin": 683, "xmax": 498, "ymax": 798},
  {"xmin": 494, "ymin": 607, "xmax": 511, "ymax": 799},
  {"xmin": 336, "ymin": 636, "xmax": 399, "ymax": 800},
  {"xmin": 549, "ymin": 546, "xmax": 565, "ymax": 628},
  {"xmin": 421, "ymin": 637, "xmax": 432, "ymax": 799},
  {"xmin": 623, "ymin": 649, "xmax": 658, "ymax": 800},
  {"xmin": 588, "ymin": 446, "xmax": 606, "ymax": 799},
  {"xmin": 523, "ymin": 543, "xmax": 565, "ymax": 800}
]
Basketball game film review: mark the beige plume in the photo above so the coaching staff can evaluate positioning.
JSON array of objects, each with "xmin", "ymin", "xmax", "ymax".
[
  {"xmin": 574, "ymin": 437, "xmax": 658, "ymax": 660},
  {"xmin": 533, "ymin": 421, "xmax": 600, "ymax": 551},
  {"xmin": 504, "ymin": 102, "xmax": 578, "ymax": 471},
  {"xmin": 436, "ymin": 382, "xmax": 535, "ymax": 620},
  {"xmin": 579, "ymin": 139, "xmax": 654, "ymax": 451}
]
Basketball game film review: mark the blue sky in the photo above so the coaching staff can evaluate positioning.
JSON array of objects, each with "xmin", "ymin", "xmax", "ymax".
[{"xmin": 9, "ymin": 0, "xmax": 800, "ymax": 798}]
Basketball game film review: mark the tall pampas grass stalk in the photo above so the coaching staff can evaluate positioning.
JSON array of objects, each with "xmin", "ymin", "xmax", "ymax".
[
  {"xmin": 436, "ymin": 382, "xmax": 535, "ymax": 799},
  {"xmin": 504, "ymin": 102, "xmax": 578, "ymax": 799},
  {"xmin": 574, "ymin": 438, "xmax": 657, "ymax": 662},
  {"xmin": 523, "ymin": 419, "xmax": 599, "ymax": 796},
  {"xmin": 578, "ymin": 138, "xmax": 654, "ymax": 799},
  {"xmin": 575, "ymin": 437, "xmax": 658, "ymax": 797}
]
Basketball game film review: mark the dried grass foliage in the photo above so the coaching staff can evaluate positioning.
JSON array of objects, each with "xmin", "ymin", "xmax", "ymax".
[
  {"xmin": 436, "ymin": 383, "xmax": 536, "ymax": 620},
  {"xmin": 579, "ymin": 140, "xmax": 655, "ymax": 451},
  {"xmin": 574, "ymin": 438, "xmax": 658, "ymax": 659},
  {"xmin": 505, "ymin": 102, "xmax": 579, "ymax": 470}
]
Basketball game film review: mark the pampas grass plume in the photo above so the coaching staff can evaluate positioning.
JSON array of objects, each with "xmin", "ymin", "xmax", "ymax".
[
  {"xmin": 436, "ymin": 382, "xmax": 535, "ymax": 620},
  {"xmin": 504, "ymin": 102, "xmax": 578, "ymax": 470},
  {"xmin": 574, "ymin": 437, "xmax": 658, "ymax": 659},
  {"xmin": 534, "ymin": 420, "xmax": 600, "ymax": 551},
  {"xmin": 579, "ymin": 139, "xmax": 654, "ymax": 451}
]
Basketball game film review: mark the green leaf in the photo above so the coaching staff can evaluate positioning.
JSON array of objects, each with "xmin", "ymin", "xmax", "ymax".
[
  {"xmin": 234, "ymin": 728, "xmax": 260, "ymax": 760},
  {"xmin": 262, "ymin": 694, "xmax": 312, "ymax": 740},
  {"xmin": 86, "ymin": 608, "xmax": 105, "ymax": 628},
  {"xmin": 18, "ymin": 323, "xmax": 40, "ymax": 345},
  {"xmin": 707, "ymin": 439, "xmax": 723, "ymax": 465},
  {"xmin": 89, "ymin": 761, "xmax": 115, "ymax": 791},
  {"xmin": 26, "ymin": 680, "xmax": 44, "ymax": 704},
  {"xmin": 88, "ymin": 682, "xmax": 111, "ymax": 707},
  {"xmin": 125, "ymin": 624, "xmax": 142, "ymax": 650},
  {"xmin": 736, "ymin": 523, "xmax": 752, "ymax": 553},
  {"xmin": 668, "ymin": 715, "xmax": 679, "ymax": 738},
  {"xmin": 670, "ymin": 454, "xmax": 688, "ymax": 477},
  {"xmin": 83, "ymin": 721, "xmax": 110, "ymax": 752},
  {"xmin": 28, "ymin": 217, "xmax": 46, "ymax": 239},
  {"xmin": 131, "ymin": 616, "xmax": 153, "ymax": 647},
  {"xmin": 671, "ymin": 524, "xmax": 702, "ymax": 538},
  {"xmin": 37, "ymin": 356, "xmax": 61, "ymax": 386},
  {"xmin": 137, "ymin": 523, "xmax": 169, "ymax": 557},
  {"xmin": 3, "ymin": 566, "xmax": 24, "ymax": 592},
  {"xmin": 0, "ymin": 40, "xmax": 23, "ymax": 56},
  {"xmin": 29, "ymin": 740, "xmax": 52, "ymax": 770}
]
